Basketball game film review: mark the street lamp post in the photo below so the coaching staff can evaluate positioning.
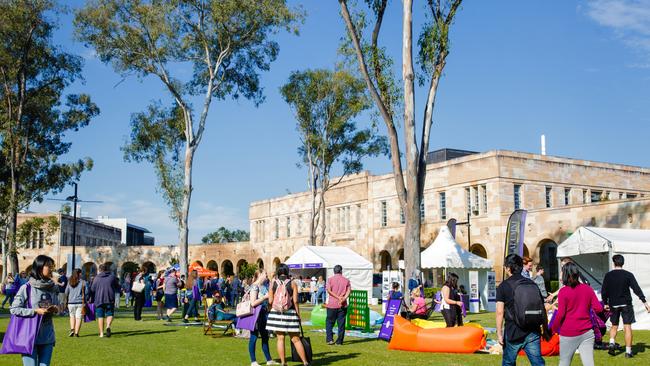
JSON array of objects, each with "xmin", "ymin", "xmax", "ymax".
[
  {"xmin": 456, "ymin": 212, "xmax": 472, "ymax": 252},
  {"xmin": 67, "ymin": 183, "xmax": 79, "ymax": 272}
]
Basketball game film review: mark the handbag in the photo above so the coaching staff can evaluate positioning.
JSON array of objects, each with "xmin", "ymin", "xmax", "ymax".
[
  {"xmin": 290, "ymin": 322, "xmax": 312, "ymax": 363},
  {"xmin": 236, "ymin": 300, "xmax": 253, "ymax": 317},
  {"xmin": 131, "ymin": 281, "xmax": 145, "ymax": 293},
  {"xmin": 84, "ymin": 303, "xmax": 96, "ymax": 323},
  {"xmin": 0, "ymin": 284, "xmax": 44, "ymax": 355},
  {"xmin": 236, "ymin": 305, "xmax": 262, "ymax": 331}
]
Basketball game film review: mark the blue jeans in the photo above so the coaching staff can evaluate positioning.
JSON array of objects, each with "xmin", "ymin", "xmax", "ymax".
[
  {"xmin": 249, "ymin": 307, "xmax": 272, "ymax": 362},
  {"xmin": 22, "ymin": 343, "xmax": 54, "ymax": 366},
  {"xmin": 326, "ymin": 307, "xmax": 348, "ymax": 344},
  {"xmin": 502, "ymin": 332, "xmax": 545, "ymax": 366},
  {"xmin": 316, "ymin": 288, "xmax": 326, "ymax": 304}
]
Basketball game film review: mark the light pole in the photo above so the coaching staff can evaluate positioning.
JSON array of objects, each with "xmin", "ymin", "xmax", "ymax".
[
  {"xmin": 456, "ymin": 212, "xmax": 472, "ymax": 252},
  {"xmin": 66, "ymin": 183, "xmax": 79, "ymax": 272}
]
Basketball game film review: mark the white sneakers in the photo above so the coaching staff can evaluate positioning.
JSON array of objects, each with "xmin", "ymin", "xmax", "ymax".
[{"xmin": 250, "ymin": 361, "xmax": 280, "ymax": 366}]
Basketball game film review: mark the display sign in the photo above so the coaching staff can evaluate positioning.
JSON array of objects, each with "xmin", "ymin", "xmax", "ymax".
[
  {"xmin": 287, "ymin": 264, "xmax": 303, "ymax": 269},
  {"xmin": 469, "ymin": 270, "xmax": 479, "ymax": 313},
  {"xmin": 381, "ymin": 270, "xmax": 403, "ymax": 313},
  {"xmin": 486, "ymin": 271, "xmax": 497, "ymax": 312},
  {"xmin": 304, "ymin": 263, "xmax": 323, "ymax": 269},
  {"xmin": 378, "ymin": 298, "xmax": 402, "ymax": 341},
  {"xmin": 505, "ymin": 209, "xmax": 527, "ymax": 258}
]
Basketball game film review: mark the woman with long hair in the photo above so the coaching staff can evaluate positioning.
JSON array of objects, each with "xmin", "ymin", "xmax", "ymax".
[
  {"xmin": 133, "ymin": 267, "xmax": 147, "ymax": 321},
  {"xmin": 10, "ymin": 255, "xmax": 60, "ymax": 366},
  {"xmin": 64, "ymin": 269, "xmax": 86, "ymax": 337},
  {"xmin": 1, "ymin": 272, "xmax": 16, "ymax": 308},
  {"xmin": 182, "ymin": 271, "xmax": 200, "ymax": 323},
  {"xmin": 155, "ymin": 270, "xmax": 165, "ymax": 320},
  {"xmin": 440, "ymin": 272, "xmax": 463, "ymax": 327},
  {"xmin": 551, "ymin": 262, "xmax": 602, "ymax": 366},
  {"xmin": 247, "ymin": 269, "xmax": 279, "ymax": 366},
  {"xmin": 267, "ymin": 264, "xmax": 309, "ymax": 366}
]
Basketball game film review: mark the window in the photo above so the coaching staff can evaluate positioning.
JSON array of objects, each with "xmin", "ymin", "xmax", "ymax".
[
  {"xmin": 326, "ymin": 209, "xmax": 331, "ymax": 232},
  {"xmin": 564, "ymin": 188, "xmax": 570, "ymax": 206},
  {"xmin": 356, "ymin": 204, "xmax": 362, "ymax": 229},
  {"xmin": 473, "ymin": 186, "xmax": 479, "ymax": 215},
  {"xmin": 274, "ymin": 218, "xmax": 279, "ymax": 240},
  {"xmin": 38, "ymin": 230, "xmax": 44, "ymax": 248},
  {"xmin": 583, "ymin": 189, "xmax": 588, "ymax": 204},
  {"xmin": 286, "ymin": 217, "xmax": 291, "ymax": 238},
  {"xmin": 62, "ymin": 232, "xmax": 67, "ymax": 245},
  {"xmin": 439, "ymin": 192, "xmax": 447, "ymax": 220},
  {"xmin": 420, "ymin": 200, "xmax": 425, "ymax": 220},
  {"xmin": 514, "ymin": 184, "xmax": 522, "ymax": 210},
  {"xmin": 465, "ymin": 187, "xmax": 471, "ymax": 215},
  {"xmin": 628, "ymin": 193, "xmax": 637, "ymax": 199},
  {"xmin": 400, "ymin": 208, "xmax": 405, "ymax": 224},
  {"xmin": 481, "ymin": 185, "xmax": 488, "ymax": 214},
  {"xmin": 297, "ymin": 215, "xmax": 302, "ymax": 236},
  {"xmin": 380, "ymin": 201, "xmax": 387, "ymax": 227},
  {"xmin": 591, "ymin": 190, "xmax": 602, "ymax": 203},
  {"xmin": 545, "ymin": 186, "xmax": 552, "ymax": 208}
]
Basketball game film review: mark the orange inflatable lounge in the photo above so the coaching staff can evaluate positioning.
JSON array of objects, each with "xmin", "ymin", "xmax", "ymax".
[
  {"xmin": 388, "ymin": 316, "xmax": 486, "ymax": 354},
  {"xmin": 518, "ymin": 334, "xmax": 560, "ymax": 357}
]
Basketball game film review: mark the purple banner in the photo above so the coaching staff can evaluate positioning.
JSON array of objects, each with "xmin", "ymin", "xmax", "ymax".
[
  {"xmin": 287, "ymin": 264, "xmax": 303, "ymax": 269},
  {"xmin": 447, "ymin": 218, "xmax": 457, "ymax": 239},
  {"xmin": 378, "ymin": 299, "xmax": 402, "ymax": 341},
  {"xmin": 304, "ymin": 263, "xmax": 323, "ymax": 269},
  {"xmin": 505, "ymin": 209, "xmax": 527, "ymax": 258}
]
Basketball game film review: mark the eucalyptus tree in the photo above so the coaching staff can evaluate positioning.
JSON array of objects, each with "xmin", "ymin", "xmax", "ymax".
[
  {"xmin": 75, "ymin": 0, "xmax": 302, "ymax": 275},
  {"xmin": 0, "ymin": 0, "xmax": 98, "ymax": 275},
  {"xmin": 338, "ymin": 0, "xmax": 463, "ymax": 285}
]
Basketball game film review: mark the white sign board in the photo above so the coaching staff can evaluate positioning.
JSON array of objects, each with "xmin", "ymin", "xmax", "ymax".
[
  {"xmin": 469, "ymin": 270, "xmax": 480, "ymax": 313},
  {"xmin": 485, "ymin": 271, "xmax": 497, "ymax": 312},
  {"xmin": 382, "ymin": 270, "xmax": 403, "ymax": 314}
]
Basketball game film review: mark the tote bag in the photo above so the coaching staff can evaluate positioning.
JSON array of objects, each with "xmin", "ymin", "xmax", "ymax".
[
  {"xmin": 0, "ymin": 284, "xmax": 43, "ymax": 355},
  {"xmin": 84, "ymin": 303, "xmax": 96, "ymax": 323},
  {"xmin": 290, "ymin": 323, "xmax": 312, "ymax": 363},
  {"xmin": 131, "ymin": 281, "xmax": 145, "ymax": 293}
]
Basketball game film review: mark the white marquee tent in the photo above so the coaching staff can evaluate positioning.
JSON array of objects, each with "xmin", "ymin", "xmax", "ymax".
[
  {"xmin": 421, "ymin": 226, "xmax": 494, "ymax": 311},
  {"xmin": 557, "ymin": 227, "xmax": 650, "ymax": 330},
  {"xmin": 285, "ymin": 245, "xmax": 373, "ymax": 295}
]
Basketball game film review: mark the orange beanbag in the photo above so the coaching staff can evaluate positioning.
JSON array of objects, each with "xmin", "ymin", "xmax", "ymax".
[
  {"xmin": 518, "ymin": 334, "xmax": 560, "ymax": 357},
  {"xmin": 388, "ymin": 316, "xmax": 486, "ymax": 354}
]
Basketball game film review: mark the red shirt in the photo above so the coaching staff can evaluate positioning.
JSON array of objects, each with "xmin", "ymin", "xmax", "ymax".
[
  {"xmin": 326, "ymin": 274, "xmax": 351, "ymax": 309},
  {"xmin": 551, "ymin": 283, "xmax": 603, "ymax": 337}
]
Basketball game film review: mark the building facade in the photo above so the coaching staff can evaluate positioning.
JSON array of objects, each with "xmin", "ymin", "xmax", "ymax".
[
  {"xmin": 95, "ymin": 217, "xmax": 155, "ymax": 246},
  {"xmin": 7, "ymin": 150, "xmax": 650, "ymax": 286},
  {"xmin": 17, "ymin": 213, "xmax": 122, "ymax": 249}
]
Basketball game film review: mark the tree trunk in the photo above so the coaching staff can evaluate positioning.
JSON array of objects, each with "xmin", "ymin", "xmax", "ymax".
[
  {"xmin": 318, "ymin": 188, "xmax": 327, "ymax": 246},
  {"xmin": 179, "ymin": 144, "xmax": 195, "ymax": 277}
]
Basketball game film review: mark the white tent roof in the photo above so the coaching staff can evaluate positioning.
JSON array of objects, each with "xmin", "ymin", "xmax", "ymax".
[
  {"xmin": 285, "ymin": 245, "xmax": 373, "ymax": 270},
  {"xmin": 421, "ymin": 226, "xmax": 493, "ymax": 269},
  {"xmin": 557, "ymin": 227, "xmax": 650, "ymax": 257}
]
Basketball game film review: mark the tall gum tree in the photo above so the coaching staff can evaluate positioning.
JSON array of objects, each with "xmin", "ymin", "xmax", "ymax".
[
  {"xmin": 338, "ymin": 0, "xmax": 462, "ymax": 293},
  {"xmin": 75, "ymin": 0, "xmax": 302, "ymax": 276},
  {"xmin": 0, "ymin": 0, "xmax": 98, "ymax": 276}
]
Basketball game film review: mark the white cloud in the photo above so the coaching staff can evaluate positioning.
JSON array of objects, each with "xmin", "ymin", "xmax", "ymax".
[{"xmin": 585, "ymin": 0, "xmax": 650, "ymax": 66}]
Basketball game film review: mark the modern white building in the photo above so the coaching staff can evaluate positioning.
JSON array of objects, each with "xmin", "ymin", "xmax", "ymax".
[{"xmin": 95, "ymin": 217, "xmax": 154, "ymax": 246}]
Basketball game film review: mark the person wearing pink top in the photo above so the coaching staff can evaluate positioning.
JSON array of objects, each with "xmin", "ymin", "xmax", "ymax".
[
  {"xmin": 325, "ymin": 265, "xmax": 351, "ymax": 345},
  {"xmin": 551, "ymin": 262, "xmax": 603, "ymax": 366}
]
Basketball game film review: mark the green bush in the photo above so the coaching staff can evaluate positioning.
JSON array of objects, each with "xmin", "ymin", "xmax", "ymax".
[
  {"xmin": 424, "ymin": 287, "xmax": 441, "ymax": 299},
  {"xmin": 549, "ymin": 281, "xmax": 560, "ymax": 293}
]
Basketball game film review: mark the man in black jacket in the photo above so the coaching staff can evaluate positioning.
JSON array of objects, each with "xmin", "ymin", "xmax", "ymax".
[{"xmin": 601, "ymin": 254, "xmax": 650, "ymax": 358}]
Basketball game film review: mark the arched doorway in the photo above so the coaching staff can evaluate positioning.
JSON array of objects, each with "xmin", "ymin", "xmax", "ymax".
[
  {"xmin": 397, "ymin": 248, "xmax": 404, "ymax": 261},
  {"xmin": 142, "ymin": 261, "xmax": 156, "ymax": 274},
  {"xmin": 206, "ymin": 260, "xmax": 218, "ymax": 271},
  {"xmin": 538, "ymin": 239, "xmax": 558, "ymax": 283},
  {"xmin": 193, "ymin": 260, "xmax": 204, "ymax": 267},
  {"xmin": 104, "ymin": 261, "xmax": 116, "ymax": 273},
  {"xmin": 470, "ymin": 244, "xmax": 488, "ymax": 259},
  {"xmin": 378, "ymin": 250, "xmax": 392, "ymax": 271},
  {"xmin": 82, "ymin": 262, "xmax": 97, "ymax": 280},
  {"xmin": 256, "ymin": 258, "xmax": 264, "ymax": 270},
  {"xmin": 522, "ymin": 244, "xmax": 530, "ymax": 259},
  {"xmin": 273, "ymin": 257, "xmax": 281, "ymax": 271},
  {"xmin": 221, "ymin": 260, "xmax": 234, "ymax": 277},
  {"xmin": 121, "ymin": 262, "xmax": 139, "ymax": 278},
  {"xmin": 236, "ymin": 259, "xmax": 248, "ymax": 275}
]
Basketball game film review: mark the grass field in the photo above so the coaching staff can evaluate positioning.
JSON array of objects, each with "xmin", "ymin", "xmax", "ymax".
[{"xmin": 0, "ymin": 302, "xmax": 648, "ymax": 366}]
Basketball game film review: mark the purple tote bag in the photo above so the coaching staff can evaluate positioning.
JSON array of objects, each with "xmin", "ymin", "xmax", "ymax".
[
  {"xmin": 0, "ymin": 284, "xmax": 43, "ymax": 355},
  {"xmin": 84, "ymin": 303, "xmax": 96, "ymax": 323},
  {"xmin": 236, "ymin": 305, "xmax": 262, "ymax": 331}
]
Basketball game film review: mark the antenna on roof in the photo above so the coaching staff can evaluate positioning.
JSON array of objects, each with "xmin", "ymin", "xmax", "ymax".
[{"xmin": 541, "ymin": 134, "xmax": 546, "ymax": 156}]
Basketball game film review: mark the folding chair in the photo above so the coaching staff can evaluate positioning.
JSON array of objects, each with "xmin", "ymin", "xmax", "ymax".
[{"xmin": 203, "ymin": 296, "xmax": 234, "ymax": 337}]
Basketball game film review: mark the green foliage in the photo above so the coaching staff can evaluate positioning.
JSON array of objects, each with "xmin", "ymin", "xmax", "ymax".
[
  {"xmin": 16, "ymin": 216, "xmax": 60, "ymax": 250},
  {"xmin": 423, "ymin": 287, "xmax": 441, "ymax": 299},
  {"xmin": 549, "ymin": 280, "xmax": 560, "ymax": 293},
  {"xmin": 201, "ymin": 227, "xmax": 250, "ymax": 244},
  {"xmin": 59, "ymin": 203, "xmax": 72, "ymax": 215},
  {"xmin": 281, "ymin": 68, "xmax": 388, "ymax": 182},
  {"xmin": 238, "ymin": 263, "xmax": 258, "ymax": 280}
]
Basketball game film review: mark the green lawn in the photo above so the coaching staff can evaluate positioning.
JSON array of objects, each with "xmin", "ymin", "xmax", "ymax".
[{"xmin": 0, "ymin": 302, "xmax": 648, "ymax": 366}]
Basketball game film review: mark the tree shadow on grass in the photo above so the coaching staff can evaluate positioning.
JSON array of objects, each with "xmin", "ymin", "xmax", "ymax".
[
  {"xmin": 82, "ymin": 329, "xmax": 177, "ymax": 338},
  {"xmin": 313, "ymin": 351, "xmax": 360, "ymax": 365}
]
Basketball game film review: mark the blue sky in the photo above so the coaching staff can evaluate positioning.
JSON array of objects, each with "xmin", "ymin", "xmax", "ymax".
[{"xmin": 32, "ymin": 0, "xmax": 650, "ymax": 245}]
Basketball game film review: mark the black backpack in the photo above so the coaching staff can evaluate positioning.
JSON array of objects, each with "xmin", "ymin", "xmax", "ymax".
[{"xmin": 508, "ymin": 278, "xmax": 545, "ymax": 329}]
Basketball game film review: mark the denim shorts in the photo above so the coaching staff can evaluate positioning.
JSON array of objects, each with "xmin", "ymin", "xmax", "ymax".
[{"xmin": 95, "ymin": 303, "xmax": 115, "ymax": 318}]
